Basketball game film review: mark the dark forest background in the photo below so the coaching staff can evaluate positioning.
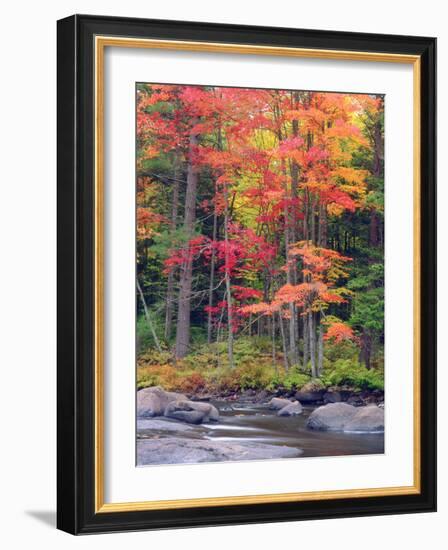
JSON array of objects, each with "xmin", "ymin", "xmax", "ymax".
[{"xmin": 135, "ymin": 84, "xmax": 384, "ymax": 395}]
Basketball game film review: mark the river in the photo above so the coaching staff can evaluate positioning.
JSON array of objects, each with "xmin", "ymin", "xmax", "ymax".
[{"xmin": 137, "ymin": 399, "xmax": 384, "ymax": 464}]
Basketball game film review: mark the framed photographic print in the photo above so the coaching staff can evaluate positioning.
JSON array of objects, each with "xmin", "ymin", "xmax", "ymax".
[{"xmin": 57, "ymin": 14, "xmax": 436, "ymax": 534}]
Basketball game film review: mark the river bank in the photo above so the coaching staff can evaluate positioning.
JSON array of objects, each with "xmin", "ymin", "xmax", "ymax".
[
  {"xmin": 187, "ymin": 385, "xmax": 385, "ymax": 408},
  {"xmin": 137, "ymin": 391, "xmax": 384, "ymax": 466}
]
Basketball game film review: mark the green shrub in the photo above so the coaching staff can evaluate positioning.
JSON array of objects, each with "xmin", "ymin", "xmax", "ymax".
[
  {"xmin": 323, "ymin": 339, "xmax": 359, "ymax": 363},
  {"xmin": 183, "ymin": 348, "xmax": 220, "ymax": 369},
  {"xmin": 136, "ymin": 313, "xmax": 165, "ymax": 352},
  {"xmin": 137, "ymin": 364, "xmax": 178, "ymax": 390},
  {"xmin": 299, "ymin": 378, "xmax": 327, "ymax": 391},
  {"xmin": 137, "ymin": 337, "xmax": 384, "ymax": 394},
  {"xmin": 282, "ymin": 370, "xmax": 311, "ymax": 390},
  {"xmin": 183, "ymin": 337, "xmax": 269, "ymax": 371},
  {"xmin": 138, "ymin": 349, "xmax": 173, "ymax": 366},
  {"xmin": 321, "ymin": 359, "xmax": 384, "ymax": 390},
  {"xmin": 217, "ymin": 362, "xmax": 274, "ymax": 390}
]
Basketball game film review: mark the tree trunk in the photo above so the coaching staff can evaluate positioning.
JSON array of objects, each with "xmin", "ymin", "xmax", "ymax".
[
  {"xmin": 359, "ymin": 331, "xmax": 372, "ymax": 370},
  {"xmin": 208, "ymin": 122, "xmax": 223, "ymax": 344},
  {"xmin": 278, "ymin": 311, "xmax": 290, "ymax": 371},
  {"xmin": 317, "ymin": 312, "xmax": 324, "ymax": 376},
  {"xmin": 175, "ymin": 123, "xmax": 199, "ymax": 358},
  {"xmin": 137, "ymin": 278, "xmax": 162, "ymax": 353},
  {"xmin": 271, "ymin": 313, "xmax": 277, "ymax": 368},
  {"xmin": 223, "ymin": 185, "xmax": 234, "ymax": 368},
  {"xmin": 373, "ymin": 98, "xmax": 384, "ymax": 178},
  {"xmin": 279, "ymin": 145, "xmax": 298, "ymax": 365},
  {"xmin": 302, "ymin": 313, "xmax": 309, "ymax": 369},
  {"xmin": 309, "ymin": 311, "xmax": 317, "ymax": 378},
  {"xmin": 164, "ymin": 151, "xmax": 180, "ymax": 341},
  {"xmin": 369, "ymin": 211, "xmax": 379, "ymax": 247},
  {"xmin": 369, "ymin": 97, "xmax": 383, "ymax": 249},
  {"xmin": 207, "ymin": 205, "xmax": 218, "ymax": 343},
  {"xmin": 316, "ymin": 205, "xmax": 327, "ymax": 376},
  {"xmin": 303, "ymin": 189, "xmax": 309, "ymax": 242},
  {"xmin": 290, "ymin": 90, "xmax": 301, "ymax": 241},
  {"xmin": 165, "ymin": 271, "xmax": 176, "ymax": 341}
]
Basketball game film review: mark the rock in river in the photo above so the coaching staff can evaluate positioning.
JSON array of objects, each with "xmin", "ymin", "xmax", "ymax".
[
  {"xmin": 187, "ymin": 400, "xmax": 220, "ymax": 421},
  {"xmin": 164, "ymin": 399, "xmax": 220, "ymax": 424},
  {"xmin": 277, "ymin": 401, "xmax": 303, "ymax": 416},
  {"xmin": 137, "ymin": 417, "xmax": 196, "ymax": 432},
  {"xmin": 307, "ymin": 402, "xmax": 384, "ymax": 432},
  {"xmin": 137, "ymin": 438, "xmax": 302, "ymax": 465},
  {"xmin": 344, "ymin": 405, "xmax": 384, "ymax": 432},
  {"xmin": 307, "ymin": 402, "xmax": 357, "ymax": 431},
  {"xmin": 137, "ymin": 386, "xmax": 186, "ymax": 418},
  {"xmin": 269, "ymin": 397, "xmax": 293, "ymax": 410}
]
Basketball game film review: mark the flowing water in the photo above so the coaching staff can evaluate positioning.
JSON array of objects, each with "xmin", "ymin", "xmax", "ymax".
[{"xmin": 137, "ymin": 399, "xmax": 384, "ymax": 459}]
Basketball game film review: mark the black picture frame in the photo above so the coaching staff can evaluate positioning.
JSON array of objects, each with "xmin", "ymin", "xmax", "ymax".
[{"xmin": 57, "ymin": 14, "xmax": 436, "ymax": 535}]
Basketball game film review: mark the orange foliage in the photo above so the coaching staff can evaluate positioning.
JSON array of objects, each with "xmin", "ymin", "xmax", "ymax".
[{"xmin": 324, "ymin": 322, "xmax": 356, "ymax": 343}]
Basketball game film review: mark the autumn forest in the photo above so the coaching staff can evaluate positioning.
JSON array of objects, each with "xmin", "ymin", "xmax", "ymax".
[{"xmin": 136, "ymin": 83, "xmax": 385, "ymax": 397}]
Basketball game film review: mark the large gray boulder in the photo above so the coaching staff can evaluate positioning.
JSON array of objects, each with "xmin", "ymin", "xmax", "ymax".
[
  {"xmin": 307, "ymin": 402, "xmax": 357, "ymax": 431},
  {"xmin": 137, "ymin": 386, "xmax": 186, "ymax": 418},
  {"xmin": 277, "ymin": 401, "xmax": 303, "ymax": 417},
  {"xmin": 164, "ymin": 399, "xmax": 219, "ymax": 424},
  {"xmin": 137, "ymin": 438, "xmax": 302, "ymax": 465},
  {"xmin": 307, "ymin": 402, "xmax": 385, "ymax": 432},
  {"xmin": 269, "ymin": 397, "xmax": 293, "ymax": 410},
  {"xmin": 137, "ymin": 418, "xmax": 195, "ymax": 432},
  {"xmin": 181, "ymin": 400, "xmax": 220, "ymax": 422},
  {"xmin": 344, "ymin": 405, "xmax": 384, "ymax": 432},
  {"xmin": 164, "ymin": 408, "xmax": 205, "ymax": 425}
]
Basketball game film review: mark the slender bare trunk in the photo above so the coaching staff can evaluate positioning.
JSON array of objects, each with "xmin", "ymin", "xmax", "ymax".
[
  {"xmin": 316, "ymin": 205, "xmax": 326, "ymax": 377},
  {"xmin": 302, "ymin": 313, "xmax": 309, "ymax": 369},
  {"xmin": 137, "ymin": 278, "xmax": 162, "ymax": 353},
  {"xmin": 224, "ymin": 185, "xmax": 234, "ymax": 368},
  {"xmin": 373, "ymin": 97, "xmax": 384, "ymax": 178},
  {"xmin": 278, "ymin": 311, "xmax": 290, "ymax": 371},
  {"xmin": 311, "ymin": 195, "xmax": 317, "ymax": 245},
  {"xmin": 165, "ymin": 271, "xmax": 176, "ymax": 341},
  {"xmin": 290, "ymin": 91, "xmax": 300, "ymax": 242},
  {"xmin": 317, "ymin": 311, "xmax": 324, "ymax": 376},
  {"xmin": 369, "ymin": 211, "xmax": 379, "ymax": 247},
  {"xmin": 207, "ymin": 206, "xmax": 218, "ymax": 343},
  {"xmin": 271, "ymin": 313, "xmax": 277, "ymax": 368},
  {"xmin": 164, "ymin": 152, "xmax": 180, "ymax": 341},
  {"xmin": 303, "ymin": 189, "xmax": 309, "ymax": 242},
  {"xmin": 279, "ymin": 144, "xmax": 298, "ymax": 365},
  {"xmin": 309, "ymin": 311, "xmax": 317, "ymax": 378},
  {"xmin": 175, "ymin": 123, "xmax": 199, "ymax": 358},
  {"xmin": 359, "ymin": 331, "xmax": 373, "ymax": 370}
]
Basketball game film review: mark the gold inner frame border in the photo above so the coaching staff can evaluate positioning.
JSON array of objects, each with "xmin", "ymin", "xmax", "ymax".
[{"xmin": 94, "ymin": 36, "xmax": 421, "ymax": 513}]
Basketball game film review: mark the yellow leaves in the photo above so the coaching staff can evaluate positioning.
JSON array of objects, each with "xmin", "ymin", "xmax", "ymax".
[
  {"xmin": 144, "ymin": 145, "xmax": 160, "ymax": 160},
  {"xmin": 288, "ymin": 242, "xmax": 352, "ymax": 289},
  {"xmin": 327, "ymin": 263, "xmax": 350, "ymax": 282},
  {"xmin": 327, "ymin": 203, "xmax": 344, "ymax": 216},
  {"xmin": 333, "ymin": 166, "xmax": 368, "ymax": 187},
  {"xmin": 329, "ymin": 166, "xmax": 369, "ymax": 210}
]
